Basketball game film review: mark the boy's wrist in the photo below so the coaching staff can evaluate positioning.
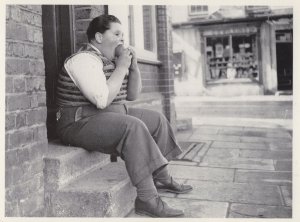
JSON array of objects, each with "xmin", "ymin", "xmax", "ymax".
[
  {"xmin": 115, "ymin": 66, "xmax": 128, "ymax": 74},
  {"xmin": 129, "ymin": 61, "xmax": 139, "ymax": 71}
]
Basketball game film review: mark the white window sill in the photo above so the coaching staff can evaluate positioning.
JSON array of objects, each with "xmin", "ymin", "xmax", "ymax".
[{"xmin": 134, "ymin": 47, "xmax": 161, "ymax": 65}]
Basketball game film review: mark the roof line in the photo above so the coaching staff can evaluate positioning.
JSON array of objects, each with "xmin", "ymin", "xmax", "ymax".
[{"xmin": 172, "ymin": 13, "xmax": 293, "ymax": 28}]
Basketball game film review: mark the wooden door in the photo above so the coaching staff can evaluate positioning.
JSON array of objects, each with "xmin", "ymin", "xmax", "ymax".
[{"xmin": 42, "ymin": 5, "xmax": 75, "ymax": 139}]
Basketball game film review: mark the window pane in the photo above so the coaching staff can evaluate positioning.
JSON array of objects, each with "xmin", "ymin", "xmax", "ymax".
[
  {"xmin": 205, "ymin": 34, "xmax": 258, "ymax": 81},
  {"xmin": 143, "ymin": 5, "xmax": 153, "ymax": 51},
  {"xmin": 191, "ymin": 6, "xmax": 196, "ymax": 13},
  {"xmin": 133, "ymin": 5, "xmax": 144, "ymax": 49},
  {"xmin": 232, "ymin": 35, "xmax": 258, "ymax": 79}
]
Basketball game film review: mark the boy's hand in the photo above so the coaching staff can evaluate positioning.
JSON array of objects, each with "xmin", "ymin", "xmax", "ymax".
[
  {"xmin": 115, "ymin": 48, "xmax": 132, "ymax": 70},
  {"xmin": 127, "ymin": 47, "xmax": 138, "ymax": 70}
]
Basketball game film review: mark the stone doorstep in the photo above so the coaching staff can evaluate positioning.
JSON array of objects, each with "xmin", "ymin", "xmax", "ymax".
[
  {"xmin": 44, "ymin": 142, "xmax": 110, "ymax": 191},
  {"xmin": 45, "ymin": 161, "xmax": 136, "ymax": 217}
]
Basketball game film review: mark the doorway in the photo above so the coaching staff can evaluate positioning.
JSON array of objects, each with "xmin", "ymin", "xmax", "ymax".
[
  {"xmin": 42, "ymin": 5, "xmax": 75, "ymax": 139},
  {"xmin": 276, "ymin": 30, "xmax": 293, "ymax": 91}
]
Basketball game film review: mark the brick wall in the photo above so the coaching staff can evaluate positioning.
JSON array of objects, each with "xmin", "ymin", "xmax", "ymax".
[
  {"xmin": 140, "ymin": 63, "xmax": 160, "ymax": 93},
  {"xmin": 5, "ymin": 5, "xmax": 47, "ymax": 216},
  {"xmin": 156, "ymin": 6, "xmax": 176, "ymax": 126},
  {"xmin": 73, "ymin": 5, "xmax": 106, "ymax": 50}
]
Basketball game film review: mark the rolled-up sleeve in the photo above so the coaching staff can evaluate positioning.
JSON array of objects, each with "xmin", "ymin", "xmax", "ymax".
[{"xmin": 64, "ymin": 52, "xmax": 109, "ymax": 109}]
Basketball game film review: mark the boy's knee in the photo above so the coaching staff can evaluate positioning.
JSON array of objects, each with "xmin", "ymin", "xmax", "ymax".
[{"xmin": 126, "ymin": 116, "xmax": 148, "ymax": 131}]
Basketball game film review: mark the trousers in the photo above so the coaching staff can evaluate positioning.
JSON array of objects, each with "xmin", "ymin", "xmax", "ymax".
[{"xmin": 56, "ymin": 104, "xmax": 182, "ymax": 186}]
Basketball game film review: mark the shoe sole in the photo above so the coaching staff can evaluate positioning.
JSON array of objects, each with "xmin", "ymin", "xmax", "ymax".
[
  {"xmin": 157, "ymin": 187, "xmax": 193, "ymax": 194},
  {"xmin": 135, "ymin": 209, "xmax": 184, "ymax": 218}
]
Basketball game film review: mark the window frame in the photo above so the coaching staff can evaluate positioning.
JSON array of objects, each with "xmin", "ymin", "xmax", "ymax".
[
  {"xmin": 188, "ymin": 5, "xmax": 209, "ymax": 17},
  {"xmin": 204, "ymin": 33, "xmax": 259, "ymax": 84},
  {"xmin": 108, "ymin": 5, "xmax": 159, "ymax": 63}
]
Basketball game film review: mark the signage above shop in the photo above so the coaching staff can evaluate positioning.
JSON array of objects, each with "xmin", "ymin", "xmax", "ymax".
[{"xmin": 203, "ymin": 26, "xmax": 257, "ymax": 36}]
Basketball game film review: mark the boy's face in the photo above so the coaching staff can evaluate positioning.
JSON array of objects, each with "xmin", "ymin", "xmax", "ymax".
[{"xmin": 101, "ymin": 22, "xmax": 124, "ymax": 57}]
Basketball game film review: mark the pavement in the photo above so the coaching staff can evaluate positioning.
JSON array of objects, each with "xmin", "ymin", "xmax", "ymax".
[{"xmin": 128, "ymin": 95, "xmax": 293, "ymax": 218}]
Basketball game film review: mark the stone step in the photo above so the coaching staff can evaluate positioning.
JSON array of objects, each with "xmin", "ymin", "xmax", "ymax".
[
  {"xmin": 45, "ymin": 161, "xmax": 136, "ymax": 217},
  {"xmin": 175, "ymin": 99, "xmax": 293, "ymax": 119},
  {"xmin": 44, "ymin": 141, "xmax": 110, "ymax": 191}
]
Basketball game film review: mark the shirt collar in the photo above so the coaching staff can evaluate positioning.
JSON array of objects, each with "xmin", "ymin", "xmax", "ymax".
[{"xmin": 88, "ymin": 43, "xmax": 102, "ymax": 54}]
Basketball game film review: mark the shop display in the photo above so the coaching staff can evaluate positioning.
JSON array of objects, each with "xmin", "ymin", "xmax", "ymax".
[{"xmin": 206, "ymin": 34, "xmax": 259, "ymax": 81}]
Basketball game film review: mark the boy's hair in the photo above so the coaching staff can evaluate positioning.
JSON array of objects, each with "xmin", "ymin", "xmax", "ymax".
[{"xmin": 86, "ymin": 14, "xmax": 121, "ymax": 42}]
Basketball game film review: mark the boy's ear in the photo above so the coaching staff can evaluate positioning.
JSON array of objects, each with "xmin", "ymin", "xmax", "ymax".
[{"xmin": 94, "ymin": 32, "xmax": 103, "ymax": 43}]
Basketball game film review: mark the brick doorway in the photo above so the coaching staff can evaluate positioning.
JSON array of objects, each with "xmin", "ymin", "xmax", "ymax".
[{"xmin": 42, "ymin": 5, "xmax": 75, "ymax": 139}]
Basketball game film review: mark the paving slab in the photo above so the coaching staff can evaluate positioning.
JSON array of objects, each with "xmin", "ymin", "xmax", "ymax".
[
  {"xmin": 168, "ymin": 165, "xmax": 235, "ymax": 182},
  {"xmin": 176, "ymin": 130, "xmax": 193, "ymax": 141},
  {"xmin": 265, "ymin": 131, "xmax": 292, "ymax": 139},
  {"xmin": 206, "ymin": 148, "xmax": 240, "ymax": 158},
  {"xmin": 127, "ymin": 197, "xmax": 228, "ymax": 218},
  {"xmin": 189, "ymin": 134, "xmax": 240, "ymax": 142},
  {"xmin": 161, "ymin": 197, "xmax": 229, "ymax": 218},
  {"xmin": 281, "ymin": 185, "xmax": 292, "ymax": 207},
  {"xmin": 193, "ymin": 126, "xmax": 219, "ymax": 135},
  {"xmin": 177, "ymin": 180, "xmax": 283, "ymax": 206},
  {"xmin": 242, "ymin": 130, "xmax": 291, "ymax": 139},
  {"xmin": 211, "ymin": 141, "xmax": 269, "ymax": 150},
  {"xmin": 274, "ymin": 160, "xmax": 292, "ymax": 171},
  {"xmin": 240, "ymin": 149, "xmax": 292, "ymax": 160},
  {"xmin": 269, "ymin": 142, "xmax": 292, "ymax": 151},
  {"xmin": 243, "ymin": 126, "xmax": 290, "ymax": 133},
  {"xmin": 200, "ymin": 156, "xmax": 275, "ymax": 170},
  {"xmin": 215, "ymin": 125, "xmax": 244, "ymax": 131},
  {"xmin": 218, "ymin": 128, "xmax": 243, "ymax": 136},
  {"xmin": 235, "ymin": 170, "xmax": 292, "ymax": 185},
  {"xmin": 229, "ymin": 203, "xmax": 292, "ymax": 218},
  {"xmin": 170, "ymin": 160, "xmax": 198, "ymax": 166},
  {"xmin": 240, "ymin": 136, "xmax": 291, "ymax": 143}
]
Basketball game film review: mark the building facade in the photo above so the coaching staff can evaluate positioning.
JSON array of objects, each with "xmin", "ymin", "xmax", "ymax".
[
  {"xmin": 5, "ymin": 5, "xmax": 175, "ymax": 216},
  {"xmin": 172, "ymin": 6, "xmax": 293, "ymax": 96}
]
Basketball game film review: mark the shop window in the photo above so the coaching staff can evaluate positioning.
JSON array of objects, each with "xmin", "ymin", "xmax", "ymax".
[{"xmin": 205, "ymin": 34, "xmax": 258, "ymax": 82}]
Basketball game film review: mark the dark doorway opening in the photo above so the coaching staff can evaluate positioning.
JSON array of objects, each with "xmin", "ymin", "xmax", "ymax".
[
  {"xmin": 42, "ymin": 5, "xmax": 75, "ymax": 139},
  {"xmin": 276, "ymin": 30, "xmax": 293, "ymax": 91}
]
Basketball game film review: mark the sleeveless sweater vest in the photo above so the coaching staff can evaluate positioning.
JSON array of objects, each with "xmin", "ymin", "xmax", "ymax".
[{"xmin": 56, "ymin": 43, "xmax": 128, "ymax": 107}]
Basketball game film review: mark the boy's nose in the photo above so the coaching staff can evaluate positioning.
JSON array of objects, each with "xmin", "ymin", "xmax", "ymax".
[{"xmin": 119, "ymin": 34, "xmax": 124, "ymax": 43}]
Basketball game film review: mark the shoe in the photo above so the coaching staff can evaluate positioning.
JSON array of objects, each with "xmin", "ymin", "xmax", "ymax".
[
  {"xmin": 135, "ymin": 196, "xmax": 184, "ymax": 217},
  {"xmin": 154, "ymin": 177, "xmax": 193, "ymax": 194}
]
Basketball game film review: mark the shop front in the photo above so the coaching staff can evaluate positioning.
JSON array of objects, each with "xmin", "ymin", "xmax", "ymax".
[
  {"xmin": 199, "ymin": 22, "xmax": 263, "ymax": 96},
  {"xmin": 203, "ymin": 24, "xmax": 259, "ymax": 82},
  {"xmin": 172, "ymin": 12, "xmax": 293, "ymax": 96},
  {"xmin": 196, "ymin": 16, "xmax": 293, "ymax": 96}
]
